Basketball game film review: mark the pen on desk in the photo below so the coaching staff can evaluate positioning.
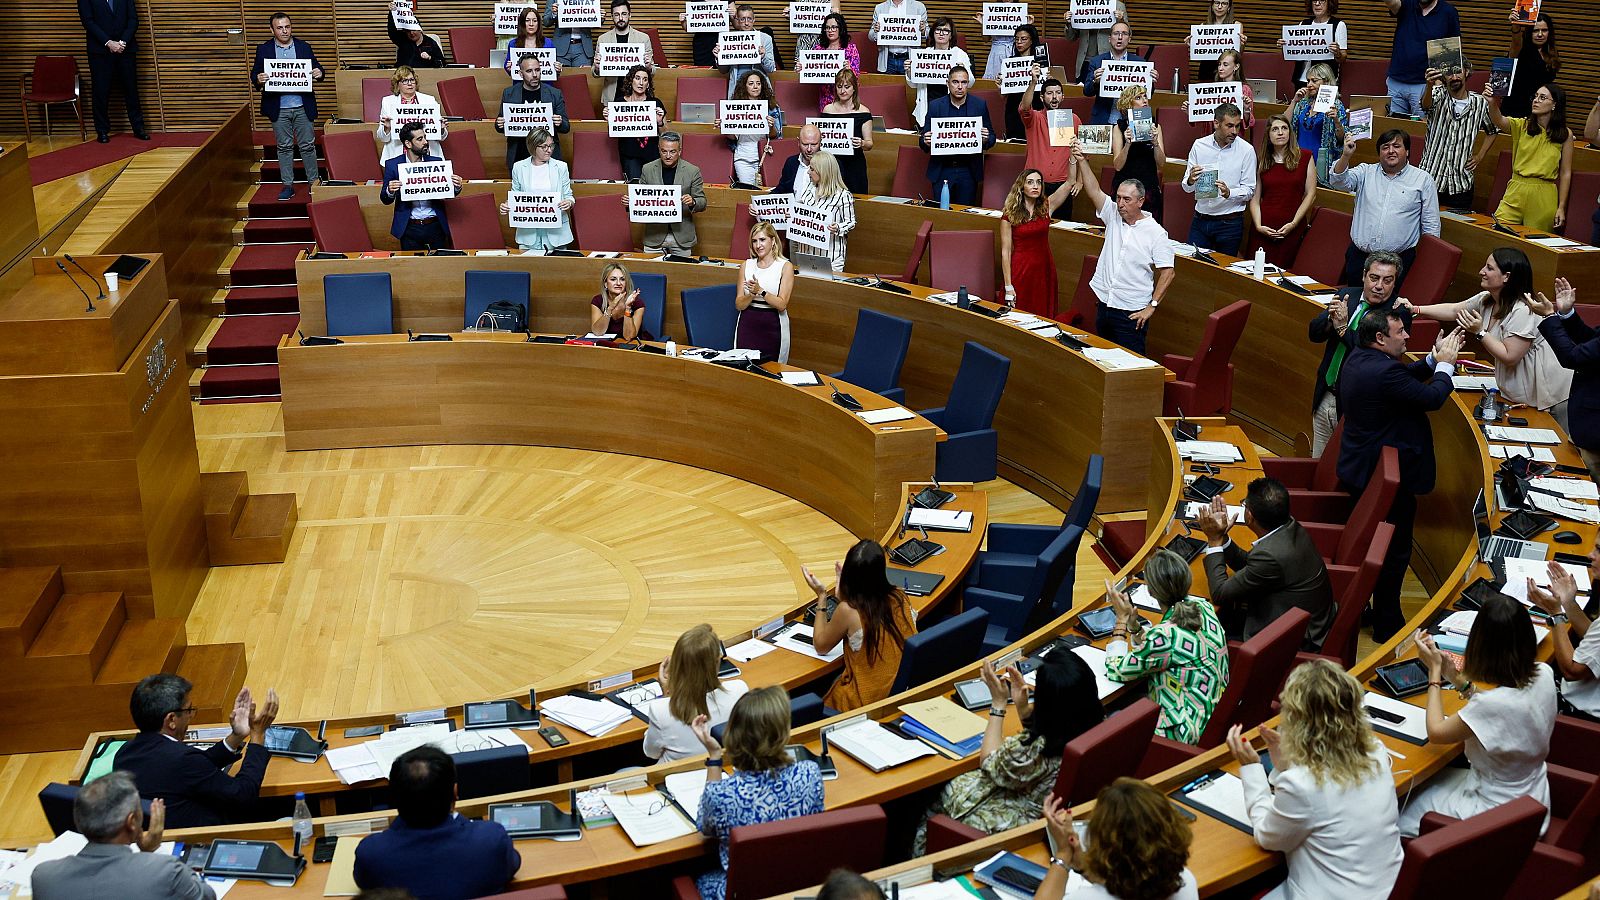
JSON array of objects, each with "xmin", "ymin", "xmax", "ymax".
[{"xmin": 1180, "ymin": 771, "xmax": 1221, "ymax": 793}]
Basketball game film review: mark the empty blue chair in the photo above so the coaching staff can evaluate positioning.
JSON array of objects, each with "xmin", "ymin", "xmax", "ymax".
[
  {"xmin": 324, "ymin": 272, "xmax": 394, "ymax": 336},
  {"xmin": 38, "ymin": 783, "xmax": 78, "ymax": 836},
  {"xmin": 681, "ymin": 284, "xmax": 738, "ymax": 350},
  {"xmin": 917, "ymin": 341, "xmax": 1011, "ymax": 482},
  {"xmin": 632, "ymin": 272, "xmax": 668, "ymax": 341},
  {"xmin": 969, "ymin": 455, "xmax": 1103, "ymax": 598},
  {"xmin": 829, "ymin": 309, "xmax": 913, "ymax": 403},
  {"xmin": 451, "ymin": 744, "xmax": 531, "ymax": 800},
  {"xmin": 964, "ymin": 524, "xmax": 1086, "ymax": 654},
  {"xmin": 889, "ymin": 607, "xmax": 989, "ymax": 695},
  {"xmin": 463, "ymin": 270, "xmax": 531, "ymax": 331}
]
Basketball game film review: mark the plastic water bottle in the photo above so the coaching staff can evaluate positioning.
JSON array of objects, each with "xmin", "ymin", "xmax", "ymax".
[
  {"xmin": 291, "ymin": 792, "xmax": 313, "ymax": 857},
  {"xmin": 1479, "ymin": 387, "xmax": 1501, "ymax": 422},
  {"xmin": 1252, "ymin": 247, "xmax": 1266, "ymax": 280},
  {"xmin": 665, "ymin": 339, "xmax": 677, "ymax": 358},
  {"xmin": 939, "ymin": 180, "xmax": 951, "ymax": 210}
]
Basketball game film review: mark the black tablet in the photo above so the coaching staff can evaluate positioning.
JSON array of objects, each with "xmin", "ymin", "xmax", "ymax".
[
  {"xmin": 1373, "ymin": 659, "xmax": 1430, "ymax": 699},
  {"xmin": 1078, "ymin": 606, "xmax": 1118, "ymax": 639},
  {"xmin": 107, "ymin": 254, "xmax": 151, "ymax": 280}
]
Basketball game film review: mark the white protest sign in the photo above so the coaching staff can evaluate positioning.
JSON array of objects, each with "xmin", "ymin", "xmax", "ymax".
[
  {"xmin": 788, "ymin": 203, "xmax": 831, "ymax": 250},
  {"xmin": 720, "ymin": 100, "xmax": 770, "ymax": 135},
  {"xmin": 607, "ymin": 101, "xmax": 659, "ymax": 137},
  {"xmin": 629, "ymin": 184, "xmax": 683, "ymax": 222},
  {"xmin": 393, "ymin": 102, "xmax": 443, "ymax": 140},
  {"xmin": 929, "ymin": 117, "xmax": 983, "ymax": 155},
  {"xmin": 558, "ymin": 0, "xmax": 602, "ymax": 29},
  {"xmin": 749, "ymin": 192, "xmax": 792, "ymax": 229},
  {"xmin": 508, "ymin": 191, "xmax": 563, "ymax": 228},
  {"xmin": 906, "ymin": 49, "xmax": 957, "ymax": 85},
  {"xmin": 1068, "ymin": 0, "xmax": 1116, "ymax": 30},
  {"xmin": 789, "ymin": 2, "xmax": 830, "ymax": 34},
  {"xmin": 716, "ymin": 31, "xmax": 763, "ymax": 65},
  {"xmin": 999, "ymin": 56, "xmax": 1035, "ymax": 94},
  {"xmin": 398, "ymin": 160, "xmax": 454, "ymax": 200},
  {"xmin": 509, "ymin": 47, "xmax": 559, "ymax": 80},
  {"xmin": 495, "ymin": 3, "xmax": 525, "ymax": 35},
  {"xmin": 1099, "ymin": 60, "xmax": 1153, "ymax": 96},
  {"xmin": 876, "ymin": 15, "xmax": 921, "ymax": 47},
  {"xmin": 391, "ymin": 2, "xmax": 420, "ymax": 31},
  {"xmin": 983, "ymin": 3, "xmax": 1028, "ymax": 36},
  {"xmin": 1189, "ymin": 24, "xmax": 1240, "ymax": 61},
  {"xmin": 1187, "ymin": 81, "xmax": 1244, "ymax": 122},
  {"xmin": 1312, "ymin": 83, "xmax": 1337, "ymax": 113},
  {"xmin": 502, "ymin": 102, "xmax": 554, "ymax": 137},
  {"xmin": 596, "ymin": 42, "xmax": 648, "ymax": 76},
  {"xmin": 685, "ymin": 1, "xmax": 729, "ymax": 33},
  {"xmin": 263, "ymin": 58, "xmax": 313, "ymax": 92},
  {"xmin": 807, "ymin": 117, "xmax": 854, "ymax": 155},
  {"xmin": 1281, "ymin": 24, "xmax": 1334, "ymax": 61},
  {"xmin": 798, "ymin": 50, "xmax": 846, "ymax": 83}
]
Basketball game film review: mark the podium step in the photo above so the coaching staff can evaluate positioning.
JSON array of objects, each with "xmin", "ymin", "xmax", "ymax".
[
  {"xmin": 0, "ymin": 567, "xmax": 64, "ymax": 658},
  {"xmin": 202, "ymin": 472, "xmax": 297, "ymax": 565},
  {"xmin": 19, "ymin": 592, "xmax": 126, "ymax": 683},
  {"xmin": 95, "ymin": 618, "xmax": 187, "ymax": 685}
]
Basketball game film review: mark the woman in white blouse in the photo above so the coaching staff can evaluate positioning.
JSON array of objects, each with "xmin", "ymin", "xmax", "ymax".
[
  {"xmin": 376, "ymin": 65, "xmax": 447, "ymax": 163},
  {"xmin": 641, "ymin": 624, "xmax": 749, "ymax": 762},
  {"xmin": 1035, "ymin": 778, "xmax": 1198, "ymax": 900},
  {"xmin": 499, "ymin": 128, "xmax": 573, "ymax": 251},
  {"xmin": 1402, "ymin": 593, "xmax": 1557, "ymax": 836},
  {"xmin": 1224, "ymin": 659, "xmax": 1402, "ymax": 899},
  {"xmin": 792, "ymin": 151, "xmax": 856, "ymax": 274},
  {"xmin": 735, "ymin": 222, "xmax": 795, "ymax": 363},
  {"xmin": 912, "ymin": 17, "xmax": 971, "ymax": 127}
]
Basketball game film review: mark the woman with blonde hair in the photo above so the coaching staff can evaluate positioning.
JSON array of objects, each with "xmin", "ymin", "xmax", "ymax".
[
  {"xmin": 1224, "ymin": 659, "xmax": 1403, "ymax": 898},
  {"xmin": 735, "ymin": 221, "xmax": 795, "ymax": 362},
  {"xmin": 1000, "ymin": 169, "xmax": 1073, "ymax": 316},
  {"xmin": 376, "ymin": 65, "xmax": 446, "ymax": 162},
  {"xmin": 641, "ymin": 624, "xmax": 748, "ymax": 762},
  {"xmin": 792, "ymin": 151, "xmax": 856, "ymax": 273},
  {"xmin": 1248, "ymin": 114, "xmax": 1317, "ymax": 267},
  {"xmin": 1036, "ymin": 778, "xmax": 1197, "ymax": 899},
  {"xmin": 1289, "ymin": 62, "xmax": 1347, "ymax": 186},
  {"xmin": 501, "ymin": 127, "xmax": 573, "ymax": 252},
  {"xmin": 588, "ymin": 262, "xmax": 648, "ymax": 340},
  {"xmin": 689, "ymin": 686, "xmax": 825, "ymax": 900},
  {"xmin": 1111, "ymin": 85, "xmax": 1166, "ymax": 222}
]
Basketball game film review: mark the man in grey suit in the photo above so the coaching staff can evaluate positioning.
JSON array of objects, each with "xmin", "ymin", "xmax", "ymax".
[
  {"xmin": 543, "ymin": 0, "xmax": 595, "ymax": 68},
  {"xmin": 1198, "ymin": 477, "xmax": 1336, "ymax": 650},
  {"xmin": 32, "ymin": 772, "xmax": 214, "ymax": 900},
  {"xmin": 635, "ymin": 132, "xmax": 707, "ymax": 254}
]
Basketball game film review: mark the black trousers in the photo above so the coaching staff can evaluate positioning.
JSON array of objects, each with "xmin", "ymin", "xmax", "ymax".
[
  {"xmin": 1341, "ymin": 243, "xmax": 1417, "ymax": 292},
  {"xmin": 399, "ymin": 216, "xmax": 450, "ymax": 252},
  {"xmin": 87, "ymin": 51, "xmax": 145, "ymax": 136},
  {"xmin": 1371, "ymin": 488, "xmax": 1417, "ymax": 641}
]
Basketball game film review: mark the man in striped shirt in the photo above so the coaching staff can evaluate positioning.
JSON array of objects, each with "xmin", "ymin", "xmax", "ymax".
[{"xmin": 1419, "ymin": 64, "xmax": 1495, "ymax": 211}]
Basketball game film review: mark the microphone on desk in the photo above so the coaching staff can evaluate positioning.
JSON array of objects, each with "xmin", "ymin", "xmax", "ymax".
[
  {"xmin": 897, "ymin": 498, "xmax": 914, "ymax": 539},
  {"xmin": 62, "ymin": 254, "xmax": 106, "ymax": 301},
  {"xmin": 315, "ymin": 720, "xmax": 327, "ymax": 742},
  {"xmin": 56, "ymin": 261, "xmax": 97, "ymax": 313}
]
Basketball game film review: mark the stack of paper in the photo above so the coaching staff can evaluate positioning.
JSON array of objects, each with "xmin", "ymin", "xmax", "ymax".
[
  {"xmin": 540, "ymin": 695, "xmax": 634, "ymax": 737},
  {"xmin": 1484, "ymin": 425, "xmax": 1562, "ymax": 444},
  {"xmin": 603, "ymin": 789, "xmax": 697, "ymax": 846},
  {"xmin": 1453, "ymin": 375, "xmax": 1498, "ymax": 391},
  {"xmin": 859, "ymin": 406, "xmax": 916, "ymax": 424},
  {"xmin": 325, "ymin": 724, "xmax": 531, "ymax": 785},
  {"xmin": 907, "ymin": 508, "xmax": 973, "ymax": 531},
  {"xmin": 1526, "ymin": 491, "xmax": 1600, "ymax": 524},
  {"xmin": 825, "ymin": 716, "xmax": 937, "ymax": 771},
  {"xmin": 770, "ymin": 622, "xmax": 844, "ymax": 662},
  {"xmin": 1489, "ymin": 444, "xmax": 1557, "ymax": 462},
  {"xmin": 662, "ymin": 769, "xmax": 708, "ymax": 820},
  {"xmin": 1531, "ymin": 477, "xmax": 1600, "ymax": 501},
  {"xmin": 1183, "ymin": 501, "xmax": 1243, "ymax": 523},
  {"xmin": 1527, "ymin": 236, "xmax": 1586, "ymax": 249},
  {"xmin": 1082, "ymin": 347, "xmax": 1159, "ymax": 370},
  {"xmin": 1177, "ymin": 440, "xmax": 1244, "ymax": 463},
  {"xmin": 780, "ymin": 370, "xmax": 822, "ymax": 386},
  {"xmin": 1433, "ymin": 609, "xmax": 1548, "ymax": 652}
]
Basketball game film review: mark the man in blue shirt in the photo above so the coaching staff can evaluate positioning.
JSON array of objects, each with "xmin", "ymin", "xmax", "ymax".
[
  {"xmin": 1382, "ymin": 0, "xmax": 1460, "ymax": 118},
  {"xmin": 918, "ymin": 65, "xmax": 996, "ymax": 206},
  {"xmin": 251, "ymin": 13, "xmax": 323, "ymax": 201},
  {"xmin": 1079, "ymin": 20, "xmax": 1143, "ymax": 125}
]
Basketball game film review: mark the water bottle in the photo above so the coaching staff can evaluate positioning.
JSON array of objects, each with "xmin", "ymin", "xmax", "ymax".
[
  {"xmin": 939, "ymin": 180, "xmax": 951, "ymax": 210},
  {"xmin": 1479, "ymin": 387, "xmax": 1500, "ymax": 422},
  {"xmin": 664, "ymin": 339, "xmax": 677, "ymax": 358},
  {"xmin": 957, "ymin": 284, "xmax": 970, "ymax": 309},
  {"xmin": 1252, "ymin": 247, "xmax": 1266, "ymax": 280},
  {"xmin": 1172, "ymin": 68, "xmax": 1180, "ymax": 93},
  {"xmin": 291, "ymin": 792, "xmax": 313, "ymax": 857}
]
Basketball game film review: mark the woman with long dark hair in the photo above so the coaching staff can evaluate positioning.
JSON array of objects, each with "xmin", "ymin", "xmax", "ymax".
[
  {"xmin": 1485, "ymin": 81, "xmax": 1573, "ymax": 231},
  {"xmin": 1003, "ymin": 24, "xmax": 1047, "ymax": 138},
  {"xmin": 796, "ymin": 12, "xmax": 858, "ymax": 109},
  {"xmin": 1248, "ymin": 114, "xmax": 1318, "ymax": 267},
  {"xmin": 806, "ymin": 540, "xmax": 917, "ymax": 711},
  {"xmin": 609, "ymin": 64, "xmax": 668, "ymax": 182},
  {"xmin": 1503, "ymin": 12, "xmax": 1559, "ymax": 119}
]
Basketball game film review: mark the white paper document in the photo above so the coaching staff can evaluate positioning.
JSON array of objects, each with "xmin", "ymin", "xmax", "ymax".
[
  {"xmin": 609, "ymin": 681, "xmax": 664, "ymax": 708},
  {"xmin": 1183, "ymin": 502, "xmax": 1244, "ymax": 523},
  {"xmin": 1070, "ymin": 645, "xmax": 1120, "ymax": 699},
  {"xmin": 824, "ymin": 715, "xmax": 937, "ymax": 771},
  {"xmin": 1528, "ymin": 236, "xmax": 1587, "ymax": 249},
  {"xmin": 1504, "ymin": 556, "xmax": 1592, "ymax": 592},
  {"xmin": 780, "ymin": 370, "xmax": 822, "ymax": 386},
  {"xmin": 1180, "ymin": 771, "xmax": 1251, "ymax": 828},
  {"xmin": 1490, "ymin": 444, "xmax": 1557, "ymax": 462},
  {"xmin": 1177, "ymin": 440, "xmax": 1244, "ymax": 463},
  {"xmin": 663, "ymin": 769, "xmax": 708, "ymax": 819},
  {"xmin": 771, "ymin": 622, "xmax": 844, "ymax": 661},
  {"xmin": 603, "ymin": 789, "xmax": 697, "ymax": 846},
  {"xmin": 1484, "ymin": 425, "xmax": 1562, "ymax": 444},
  {"xmin": 906, "ymin": 508, "xmax": 974, "ymax": 531},
  {"xmin": 1082, "ymin": 347, "xmax": 1159, "ymax": 370},
  {"xmin": 1363, "ymin": 691, "xmax": 1429, "ymax": 742},
  {"xmin": 1453, "ymin": 376, "xmax": 1498, "ymax": 391},
  {"xmin": 1527, "ymin": 491, "xmax": 1600, "ymax": 524},
  {"xmin": 724, "ymin": 637, "xmax": 777, "ymax": 661},
  {"xmin": 1531, "ymin": 477, "xmax": 1600, "ymax": 501},
  {"xmin": 859, "ymin": 406, "xmax": 916, "ymax": 424},
  {"xmin": 540, "ymin": 695, "xmax": 634, "ymax": 736}
]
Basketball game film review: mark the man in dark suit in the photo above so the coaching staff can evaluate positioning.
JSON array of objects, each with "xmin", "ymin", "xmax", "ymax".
[
  {"xmin": 251, "ymin": 12, "xmax": 324, "ymax": 201},
  {"xmin": 354, "ymin": 746, "xmax": 521, "ymax": 900},
  {"xmin": 1337, "ymin": 310, "xmax": 1463, "ymax": 640},
  {"xmin": 1198, "ymin": 477, "xmax": 1336, "ymax": 649},
  {"xmin": 494, "ymin": 54, "xmax": 569, "ymax": 174},
  {"xmin": 1078, "ymin": 20, "xmax": 1144, "ymax": 125},
  {"xmin": 78, "ymin": 0, "xmax": 148, "ymax": 143},
  {"xmin": 1306, "ymin": 250, "xmax": 1414, "ymax": 457},
  {"xmin": 1533, "ymin": 277, "xmax": 1600, "ymax": 484},
  {"xmin": 112, "ymin": 673, "xmax": 279, "ymax": 829},
  {"xmin": 772, "ymin": 124, "xmax": 822, "ymax": 196},
  {"xmin": 33, "ymin": 772, "xmax": 215, "ymax": 900},
  {"xmin": 635, "ymin": 132, "xmax": 706, "ymax": 254},
  {"xmin": 918, "ymin": 65, "xmax": 995, "ymax": 206},
  {"xmin": 381, "ymin": 122, "xmax": 465, "ymax": 251}
]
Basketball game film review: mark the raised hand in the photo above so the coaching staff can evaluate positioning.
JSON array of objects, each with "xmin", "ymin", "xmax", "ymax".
[
  {"xmin": 1225, "ymin": 724, "xmax": 1260, "ymax": 765},
  {"xmin": 1555, "ymin": 276, "xmax": 1578, "ymax": 313},
  {"xmin": 137, "ymin": 799, "xmax": 166, "ymax": 853}
]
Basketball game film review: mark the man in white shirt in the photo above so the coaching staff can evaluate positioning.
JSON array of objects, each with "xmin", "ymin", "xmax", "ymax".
[
  {"xmin": 1528, "ymin": 534, "xmax": 1600, "ymax": 721},
  {"xmin": 1073, "ymin": 146, "xmax": 1175, "ymax": 356},
  {"xmin": 868, "ymin": 0, "xmax": 928, "ymax": 76},
  {"xmin": 1181, "ymin": 102, "xmax": 1256, "ymax": 255}
]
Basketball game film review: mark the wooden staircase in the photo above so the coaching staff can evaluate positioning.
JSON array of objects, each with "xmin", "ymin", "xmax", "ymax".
[
  {"xmin": 202, "ymin": 471, "xmax": 298, "ymax": 566},
  {"xmin": 0, "ymin": 567, "xmax": 247, "ymax": 754}
]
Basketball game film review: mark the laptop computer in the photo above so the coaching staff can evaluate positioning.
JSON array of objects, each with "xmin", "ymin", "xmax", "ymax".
[
  {"xmin": 1475, "ymin": 488, "xmax": 1548, "ymax": 561},
  {"xmin": 1245, "ymin": 78, "xmax": 1279, "ymax": 104},
  {"xmin": 680, "ymin": 102, "xmax": 717, "ymax": 124},
  {"xmin": 489, "ymin": 48, "xmax": 508, "ymax": 71}
]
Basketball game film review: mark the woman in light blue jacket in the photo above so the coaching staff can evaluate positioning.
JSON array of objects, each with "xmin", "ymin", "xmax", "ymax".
[{"xmin": 501, "ymin": 127, "xmax": 574, "ymax": 251}]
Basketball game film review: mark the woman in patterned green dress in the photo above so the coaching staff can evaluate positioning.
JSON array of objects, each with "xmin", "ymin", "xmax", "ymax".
[
  {"xmin": 1104, "ymin": 549, "xmax": 1230, "ymax": 744},
  {"xmin": 913, "ymin": 651, "xmax": 1105, "ymax": 853}
]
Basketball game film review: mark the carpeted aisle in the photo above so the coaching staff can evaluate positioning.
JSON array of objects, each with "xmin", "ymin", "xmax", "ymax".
[{"xmin": 28, "ymin": 132, "xmax": 210, "ymax": 185}]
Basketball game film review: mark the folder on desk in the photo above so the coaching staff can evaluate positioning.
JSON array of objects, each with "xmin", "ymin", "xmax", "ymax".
[
  {"xmin": 906, "ymin": 508, "xmax": 972, "ymax": 532},
  {"xmin": 886, "ymin": 567, "xmax": 945, "ymax": 597},
  {"xmin": 1172, "ymin": 770, "xmax": 1253, "ymax": 834},
  {"xmin": 822, "ymin": 715, "xmax": 937, "ymax": 772},
  {"xmin": 323, "ymin": 835, "xmax": 363, "ymax": 896}
]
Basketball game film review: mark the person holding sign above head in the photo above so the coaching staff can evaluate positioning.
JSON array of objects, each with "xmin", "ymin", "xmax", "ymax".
[
  {"xmin": 1281, "ymin": 0, "xmax": 1347, "ymax": 88},
  {"xmin": 251, "ymin": 12, "xmax": 324, "ymax": 202},
  {"xmin": 1418, "ymin": 62, "xmax": 1493, "ymax": 210},
  {"xmin": 610, "ymin": 65, "xmax": 667, "ymax": 181},
  {"xmin": 1189, "ymin": 0, "xmax": 1247, "ymax": 84},
  {"xmin": 1000, "ymin": 169, "xmax": 1074, "ymax": 315},
  {"xmin": 918, "ymin": 65, "xmax": 995, "ymax": 206},
  {"xmin": 1329, "ymin": 129, "xmax": 1438, "ymax": 290},
  {"xmin": 642, "ymin": 624, "xmax": 747, "ymax": 762},
  {"xmin": 1249, "ymin": 114, "xmax": 1317, "ymax": 268},
  {"xmin": 1034, "ymin": 779, "xmax": 1199, "ymax": 900},
  {"xmin": 496, "ymin": 53, "xmax": 567, "ymax": 173},
  {"xmin": 1182, "ymin": 102, "xmax": 1256, "ymax": 255},
  {"xmin": 1020, "ymin": 70, "xmax": 1079, "ymax": 219},
  {"xmin": 590, "ymin": 262, "xmax": 650, "ymax": 341},
  {"xmin": 805, "ymin": 540, "xmax": 917, "ymax": 712},
  {"xmin": 592, "ymin": 0, "xmax": 654, "ymax": 102},
  {"xmin": 720, "ymin": 5, "xmax": 777, "ymax": 98},
  {"xmin": 376, "ymin": 66, "xmax": 445, "ymax": 163},
  {"xmin": 543, "ymin": 0, "xmax": 595, "ymax": 68},
  {"xmin": 1080, "ymin": 20, "xmax": 1143, "ymax": 125},
  {"xmin": 79, "ymin": 0, "xmax": 148, "ymax": 143},
  {"xmin": 1379, "ymin": 0, "xmax": 1461, "ymax": 118},
  {"xmin": 387, "ymin": 1, "xmax": 446, "ymax": 68},
  {"xmin": 1062, "ymin": 0, "xmax": 1127, "ymax": 82},
  {"xmin": 502, "ymin": 127, "xmax": 574, "ymax": 252},
  {"xmin": 502, "ymin": 8, "xmax": 551, "ymax": 77},
  {"xmin": 820, "ymin": 69, "xmax": 874, "ymax": 195},
  {"xmin": 1484, "ymin": 81, "xmax": 1573, "ymax": 233},
  {"xmin": 735, "ymin": 222, "xmax": 794, "ymax": 361},
  {"xmin": 911, "ymin": 17, "xmax": 970, "ymax": 126},
  {"xmin": 1503, "ymin": 13, "xmax": 1559, "ymax": 119},
  {"xmin": 868, "ymin": 0, "xmax": 928, "ymax": 76},
  {"xmin": 726, "ymin": 72, "xmax": 784, "ymax": 187},
  {"xmin": 679, "ymin": 1, "xmax": 733, "ymax": 69},
  {"xmin": 792, "ymin": 151, "xmax": 856, "ymax": 272},
  {"xmin": 380, "ymin": 122, "xmax": 464, "ymax": 251},
  {"xmin": 1072, "ymin": 142, "xmax": 1175, "ymax": 355},
  {"xmin": 773, "ymin": 123, "xmax": 823, "ymax": 195},
  {"xmin": 1288, "ymin": 63, "xmax": 1347, "ymax": 187},
  {"xmin": 1112, "ymin": 85, "xmax": 1166, "ymax": 222},
  {"xmin": 638, "ymin": 132, "xmax": 707, "ymax": 253}
]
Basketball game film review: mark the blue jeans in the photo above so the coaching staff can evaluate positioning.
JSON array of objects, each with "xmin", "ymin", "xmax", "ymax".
[
  {"xmin": 883, "ymin": 54, "xmax": 907, "ymax": 75},
  {"xmin": 1187, "ymin": 213, "xmax": 1244, "ymax": 256},
  {"xmin": 932, "ymin": 168, "xmax": 979, "ymax": 205},
  {"xmin": 1386, "ymin": 78, "xmax": 1425, "ymax": 117},
  {"xmin": 1096, "ymin": 301, "xmax": 1148, "ymax": 355}
]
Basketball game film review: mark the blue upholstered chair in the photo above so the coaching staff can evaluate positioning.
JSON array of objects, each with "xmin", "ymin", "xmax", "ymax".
[
  {"xmin": 463, "ymin": 270, "xmax": 530, "ymax": 331},
  {"xmin": 631, "ymin": 272, "xmax": 668, "ymax": 341},
  {"xmin": 324, "ymin": 272, "xmax": 394, "ymax": 336},
  {"xmin": 710, "ymin": 691, "xmax": 827, "ymax": 742},
  {"xmin": 451, "ymin": 744, "xmax": 531, "ymax": 800},
  {"xmin": 829, "ymin": 308, "xmax": 913, "ymax": 403},
  {"xmin": 889, "ymin": 607, "xmax": 988, "ymax": 695},
  {"xmin": 681, "ymin": 284, "xmax": 738, "ymax": 351},
  {"xmin": 968, "ymin": 455, "xmax": 1103, "ymax": 600},
  {"xmin": 39, "ymin": 783, "xmax": 151, "ymax": 836},
  {"xmin": 964, "ymin": 524, "xmax": 1086, "ymax": 654},
  {"xmin": 917, "ymin": 341, "xmax": 1011, "ymax": 482}
]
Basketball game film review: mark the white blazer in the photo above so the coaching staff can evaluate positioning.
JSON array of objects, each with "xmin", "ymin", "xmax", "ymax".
[
  {"xmin": 376, "ymin": 91, "xmax": 445, "ymax": 163},
  {"xmin": 640, "ymin": 681, "xmax": 749, "ymax": 762}
]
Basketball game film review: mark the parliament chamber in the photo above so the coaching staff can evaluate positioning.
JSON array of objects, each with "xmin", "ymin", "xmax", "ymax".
[{"xmin": 5, "ymin": 1, "xmax": 1600, "ymax": 897}]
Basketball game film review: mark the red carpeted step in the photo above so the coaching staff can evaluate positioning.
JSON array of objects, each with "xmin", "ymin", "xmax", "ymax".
[
  {"xmin": 243, "ymin": 217, "xmax": 314, "ymax": 243},
  {"xmin": 229, "ymin": 243, "xmax": 312, "ymax": 287},
  {"xmin": 246, "ymin": 184, "xmax": 311, "ymax": 218},
  {"xmin": 206, "ymin": 315, "xmax": 300, "ymax": 366},
  {"xmin": 261, "ymin": 159, "xmax": 326, "ymax": 181},
  {"xmin": 200, "ymin": 364, "xmax": 282, "ymax": 400},
  {"xmin": 224, "ymin": 286, "xmax": 300, "ymax": 315}
]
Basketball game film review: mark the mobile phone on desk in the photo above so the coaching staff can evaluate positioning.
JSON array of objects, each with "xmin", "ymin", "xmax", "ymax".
[
  {"xmin": 1366, "ymin": 705, "xmax": 1405, "ymax": 724},
  {"xmin": 1507, "ymin": 416, "xmax": 1530, "ymax": 426},
  {"xmin": 538, "ymin": 726, "xmax": 569, "ymax": 748}
]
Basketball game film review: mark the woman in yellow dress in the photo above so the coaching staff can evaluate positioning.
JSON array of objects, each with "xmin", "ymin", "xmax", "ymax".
[{"xmin": 1485, "ymin": 81, "xmax": 1573, "ymax": 231}]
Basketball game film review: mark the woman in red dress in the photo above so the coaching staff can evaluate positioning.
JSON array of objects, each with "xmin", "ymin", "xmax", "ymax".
[
  {"xmin": 1247, "ymin": 114, "xmax": 1318, "ymax": 269},
  {"xmin": 1001, "ymin": 169, "xmax": 1075, "ymax": 316}
]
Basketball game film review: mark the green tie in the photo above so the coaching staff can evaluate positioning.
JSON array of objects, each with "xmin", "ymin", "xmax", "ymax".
[{"xmin": 1324, "ymin": 300, "xmax": 1371, "ymax": 389}]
